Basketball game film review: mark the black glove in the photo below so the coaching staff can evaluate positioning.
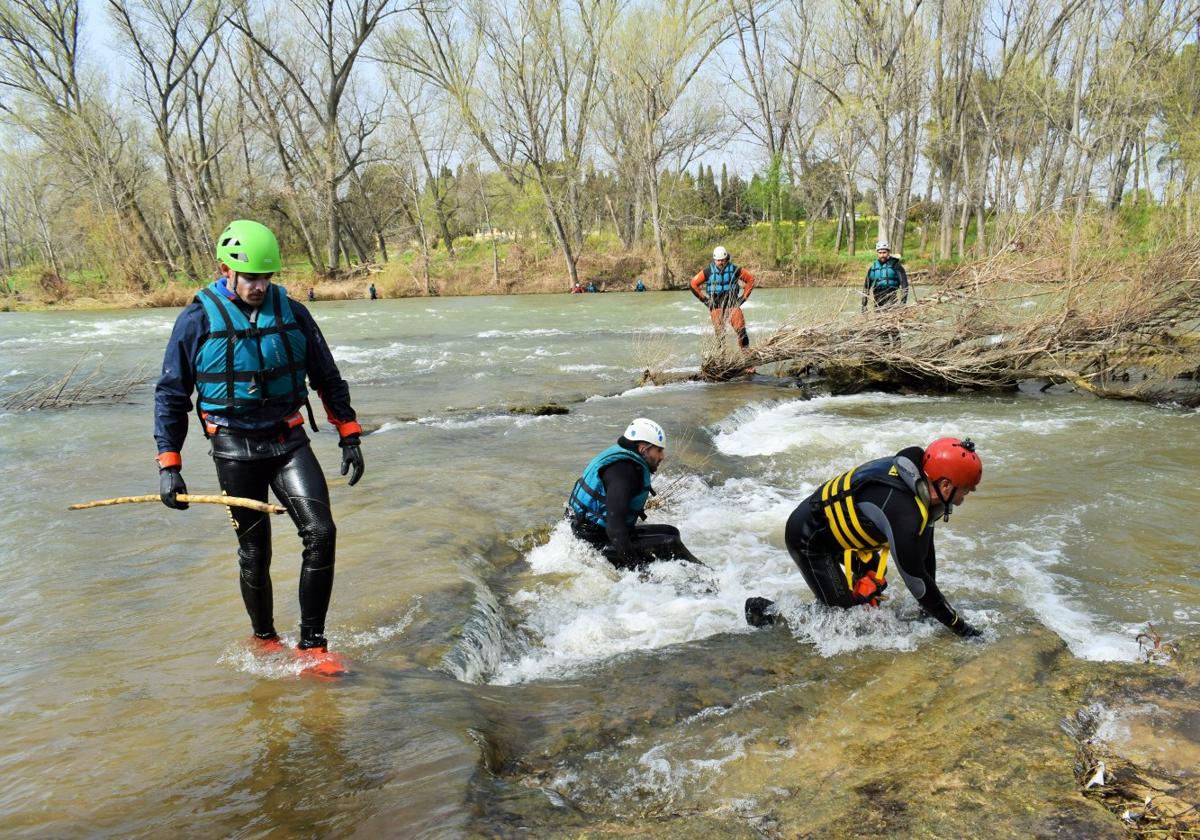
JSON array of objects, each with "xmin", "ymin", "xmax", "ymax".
[
  {"xmin": 159, "ymin": 466, "xmax": 189, "ymax": 510},
  {"xmin": 952, "ymin": 616, "xmax": 983, "ymax": 638},
  {"xmin": 339, "ymin": 435, "xmax": 364, "ymax": 486},
  {"xmin": 703, "ymin": 297, "xmax": 714, "ymax": 310}
]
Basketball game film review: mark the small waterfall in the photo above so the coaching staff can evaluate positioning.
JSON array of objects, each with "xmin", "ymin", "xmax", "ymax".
[{"xmin": 440, "ymin": 583, "xmax": 520, "ymax": 684}]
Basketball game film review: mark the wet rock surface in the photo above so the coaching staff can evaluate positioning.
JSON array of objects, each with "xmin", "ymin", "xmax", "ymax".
[{"xmin": 464, "ymin": 623, "xmax": 1199, "ymax": 838}]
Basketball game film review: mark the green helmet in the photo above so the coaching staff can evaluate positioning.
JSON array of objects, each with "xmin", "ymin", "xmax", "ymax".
[{"xmin": 215, "ymin": 220, "xmax": 280, "ymax": 273}]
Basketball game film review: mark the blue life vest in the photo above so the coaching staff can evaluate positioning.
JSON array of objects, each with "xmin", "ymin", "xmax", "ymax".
[
  {"xmin": 704, "ymin": 261, "xmax": 741, "ymax": 296},
  {"xmin": 567, "ymin": 444, "xmax": 652, "ymax": 528},
  {"xmin": 194, "ymin": 281, "xmax": 308, "ymax": 415},
  {"xmin": 867, "ymin": 258, "xmax": 903, "ymax": 290}
]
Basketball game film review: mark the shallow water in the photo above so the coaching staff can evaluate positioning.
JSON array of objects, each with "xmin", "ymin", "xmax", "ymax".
[{"xmin": 1, "ymin": 287, "xmax": 1197, "ymax": 837}]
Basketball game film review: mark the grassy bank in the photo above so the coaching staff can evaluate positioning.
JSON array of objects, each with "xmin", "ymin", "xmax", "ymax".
[{"xmin": 0, "ymin": 211, "xmax": 1165, "ymax": 311}]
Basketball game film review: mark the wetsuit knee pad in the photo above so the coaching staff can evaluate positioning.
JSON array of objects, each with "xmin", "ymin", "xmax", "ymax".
[
  {"xmin": 802, "ymin": 553, "xmax": 855, "ymax": 609},
  {"xmin": 237, "ymin": 547, "xmax": 272, "ymax": 588},
  {"xmin": 297, "ymin": 518, "xmax": 337, "ymax": 551}
]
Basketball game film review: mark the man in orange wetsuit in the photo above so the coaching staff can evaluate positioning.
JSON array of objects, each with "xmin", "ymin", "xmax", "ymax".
[{"xmin": 689, "ymin": 245, "xmax": 755, "ymax": 349}]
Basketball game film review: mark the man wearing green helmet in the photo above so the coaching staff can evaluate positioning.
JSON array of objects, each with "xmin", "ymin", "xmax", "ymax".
[{"xmin": 153, "ymin": 219, "xmax": 365, "ymax": 668}]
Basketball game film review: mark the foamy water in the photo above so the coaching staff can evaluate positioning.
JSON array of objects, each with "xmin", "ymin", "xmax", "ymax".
[{"xmin": 465, "ymin": 392, "xmax": 1167, "ymax": 684}]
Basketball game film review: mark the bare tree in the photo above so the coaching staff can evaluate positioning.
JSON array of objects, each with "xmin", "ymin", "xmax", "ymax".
[
  {"xmin": 602, "ymin": 0, "xmax": 726, "ymax": 286},
  {"xmin": 385, "ymin": 67, "xmax": 461, "ymax": 256},
  {"xmin": 726, "ymin": 0, "xmax": 806, "ymax": 265},
  {"xmin": 0, "ymin": 0, "xmax": 174, "ymax": 274},
  {"xmin": 107, "ymin": 0, "xmax": 222, "ymax": 275},
  {"xmin": 391, "ymin": 0, "xmax": 617, "ymax": 287},
  {"xmin": 229, "ymin": 0, "xmax": 405, "ymax": 274}
]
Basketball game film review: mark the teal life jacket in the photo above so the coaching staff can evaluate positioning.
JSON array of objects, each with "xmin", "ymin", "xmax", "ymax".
[
  {"xmin": 567, "ymin": 444, "xmax": 653, "ymax": 528},
  {"xmin": 704, "ymin": 261, "xmax": 741, "ymax": 296},
  {"xmin": 194, "ymin": 281, "xmax": 308, "ymax": 415},
  {"xmin": 867, "ymin": 258, "xmax": 903, "ymax": 290}
]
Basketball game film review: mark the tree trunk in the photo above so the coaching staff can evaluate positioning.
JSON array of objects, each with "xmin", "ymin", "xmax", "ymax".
[
  {"xmin": 938, "ymin": 178, "xmax": 954, "ymax": 258},
  {"xmin": 919, "ymin": 175, "xmax": 934, "ymax": 256},
  {"xmin": 534, "ymin": 171, "xmax": 580, "ymax": 288},
  {"xmin": 474, "ymin": 173, "xmax": 501, "ymax": 290},
  {"xmin": 326, "ymin": 179, "xmax": 340, "ymax": 275},
  {"xmin": 647, "ymin": 166, "xmax": 673, "ymax": 287},
  {"xmin": 164, "ymin": 156, "xmax": 192, "ymax": 271},
  {"xmin": 958, "ymin": 198, "xmax": 969, "ymax": 257},
  {"xmin": 344, "ymin": 217, "xmax": 371, "ymax": 263},
  {"xmin": 1, "ymin": 205, "xmax": 12, "ymax": 273},
  {"xmin": 847, "ymin": 184, "xmax": 857, "ymax": 257}
]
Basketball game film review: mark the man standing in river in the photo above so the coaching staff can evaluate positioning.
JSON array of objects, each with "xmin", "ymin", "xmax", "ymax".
[
  {"xmin": 567, "ymin": 418, "xmax": 702, "ymax": 569},
  {"xmin": 690, "ymin": 246, "xmax": 755, "ymax": 349},
  {"xmin": 153, "ymin": 219, "xmax": 365, "ymax": 670},
  {"xmin": 746, "ymin": 438, "xmax": 985, "ymax": 639},
  {"xmin": 862, "ymin": 240, "xmax": 908, "ymax": 312}
]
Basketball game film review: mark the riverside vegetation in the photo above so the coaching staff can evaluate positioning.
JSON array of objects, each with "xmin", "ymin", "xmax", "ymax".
[{"xmin": 2, "ymin": 1, "xmax": 1200, "ymax": 310}]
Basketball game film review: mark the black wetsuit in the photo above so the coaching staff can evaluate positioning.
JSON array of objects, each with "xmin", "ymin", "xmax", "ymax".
[
  {"xmin": 784, "ymin": 446, "xmax": 968, "ymax": 633},
  {"xmin": 570, "ymin": 458, "xmax": 697, "ymax": 570},
  {"xmin": 208, "ymin": 426, "xmax": 336, "ymax": 640}
]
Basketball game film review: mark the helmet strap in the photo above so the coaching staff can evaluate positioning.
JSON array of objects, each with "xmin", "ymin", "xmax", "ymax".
[{"xmin": 932, "ymin": 479, "xmax": 955, "ymax": 522}]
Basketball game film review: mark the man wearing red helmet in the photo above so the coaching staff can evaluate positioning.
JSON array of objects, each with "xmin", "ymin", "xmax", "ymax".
[{"xmin": 745, "ymin": 438, "xmax": 984, "ymax": 637}]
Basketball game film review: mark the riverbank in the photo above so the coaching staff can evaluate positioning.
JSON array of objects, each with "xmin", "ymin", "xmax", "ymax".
[
  {"xmin": 3, "ymin": 210, "xmax": 1164, "ymax": 313},
  {"xmin": 0, "ymin": 257, "xmax": 880, "ymax": 311},
  {"xmin": 1, "ymin": 207, "xmax": 1172, "ymax": 313},
  {"xmin": 0, "ymin": 219, "xmax": 969, "ymax": 311}
]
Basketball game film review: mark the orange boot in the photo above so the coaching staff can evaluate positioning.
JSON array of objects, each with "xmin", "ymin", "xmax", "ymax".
[{"xmin": 295, "ymin": 638, "xmax": 349, "ymax": 676}]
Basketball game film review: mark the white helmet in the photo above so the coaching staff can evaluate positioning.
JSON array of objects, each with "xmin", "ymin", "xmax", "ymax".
[
  {"xmin": 712, "ymin": 246, "xmax": 729, "ymax": 261},
  {"xmin": 875, "ymin": 240, "xmax": 890, "ymax": 251},
  {"xmin": 624, "ymin": 417, "xmax": 666, "ymax": 450}
]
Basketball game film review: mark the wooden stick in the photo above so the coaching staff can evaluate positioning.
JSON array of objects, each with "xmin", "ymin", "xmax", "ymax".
[{"xmin": 69, "ymin": 494, "xmax": 287, "ymax": 514}]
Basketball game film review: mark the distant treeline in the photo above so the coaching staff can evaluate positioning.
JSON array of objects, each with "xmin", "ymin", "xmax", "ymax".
[{"xmin": 1, "ymin": 0, "xmax": 1197, "ymax": 295}]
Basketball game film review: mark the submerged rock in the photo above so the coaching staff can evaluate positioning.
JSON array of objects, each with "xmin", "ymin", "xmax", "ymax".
[
  {"xmin": 463, "ymin": 622, "xmax": 1199, "ymax": 837},
  {"xmin": 509, "ymin": 403, "xmax": 570, "ymax": 416}
]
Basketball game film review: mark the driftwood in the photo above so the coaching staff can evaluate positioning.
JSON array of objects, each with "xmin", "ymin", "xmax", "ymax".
[
  {"xmin": 703, "ymin": 239, "xmax": 1200, "ymax": 406},
  {"xmin": 3, "ymin": 356, "xmax": 151, "ymax": 411},
  {"xmin": 69, "ymin": 494, "xmax": 288, "ymax": 514}
]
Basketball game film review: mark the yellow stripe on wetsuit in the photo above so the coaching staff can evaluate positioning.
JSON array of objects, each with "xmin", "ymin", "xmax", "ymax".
[
  {"xmin": 821, "ymin": 469, "xmax": 884, "ymax": 552},
  {"xmin": 843, "ymin": 546, "xmax": 890, "ymax": 588},
  {"xmin": 914, "ymin": 496, "xmax": 929, "ymax": 535}
]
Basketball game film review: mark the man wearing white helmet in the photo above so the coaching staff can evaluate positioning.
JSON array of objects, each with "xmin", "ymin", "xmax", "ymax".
[
  {"xmin": 863, "ymin": 240, "xmax": 908, "ymax": 313},
  {"xmin": 566, "ymin": 418, "xmax": 701, "ymax": 569},
  {"xmin": 689, "ymin": 245, "xmax": 756, "ymax": 349}
]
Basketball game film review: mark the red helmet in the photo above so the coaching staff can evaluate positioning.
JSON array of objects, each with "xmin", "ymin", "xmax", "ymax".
[{"xmin": 923, "ymin": 438, "xmax": 982, "ymax": 490}]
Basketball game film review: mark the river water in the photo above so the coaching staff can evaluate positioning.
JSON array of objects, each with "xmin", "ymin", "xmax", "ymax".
[{"xmin": 1, "ymin": 288, "xmax": 1197, "ymax": 837}]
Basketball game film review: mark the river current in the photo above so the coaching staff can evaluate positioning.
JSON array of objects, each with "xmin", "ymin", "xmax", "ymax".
[{"xmin": 1, "ymin": 288, "xmax": 1197, "ymax": 837}]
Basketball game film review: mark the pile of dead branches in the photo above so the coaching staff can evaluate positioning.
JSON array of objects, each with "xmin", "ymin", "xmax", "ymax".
[
  {"xmin": 3, "ymin": 357, "xmax": 152, "ymax": 411},
  {"xmin": 706, "ymin": 240, "xmax": 1200, "ymax": 405}
]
